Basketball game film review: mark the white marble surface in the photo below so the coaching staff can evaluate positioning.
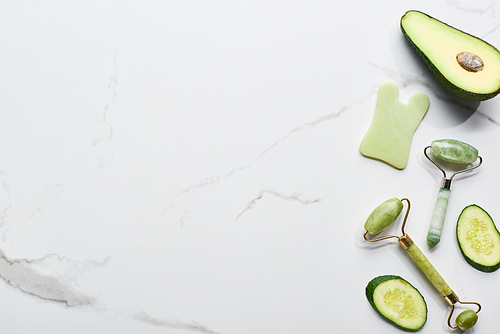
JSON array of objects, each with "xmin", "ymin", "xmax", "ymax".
[{"xmin": 1, "ymin": 1, "xmax": 500, "ymax": 333}]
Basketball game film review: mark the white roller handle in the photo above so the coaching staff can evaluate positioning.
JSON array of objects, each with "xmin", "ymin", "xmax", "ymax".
[{"xmin": 427, "ymin": 187, "xmax": 451, "ymax": 249}]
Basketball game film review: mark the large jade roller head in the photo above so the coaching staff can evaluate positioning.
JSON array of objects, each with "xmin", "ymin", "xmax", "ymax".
[
  {"xmin": 429, "ymin": 139, "xmax": 479, "ymax": 164},
  {"xmin": 363, "ymin": 197, "xmax": 481, "ymax": 330},
  {"xmin": 364, "ymin": 197, "xmax": 403, "ymax": 235},
  {"xmin": 424, "ymin": 139, "xmax": 483, "ymax": 249}
]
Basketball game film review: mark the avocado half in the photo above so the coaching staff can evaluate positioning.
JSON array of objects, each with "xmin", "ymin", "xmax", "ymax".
[{"xmin": 401, "ymin": 10, "xmax": 500, "ymax": 101}]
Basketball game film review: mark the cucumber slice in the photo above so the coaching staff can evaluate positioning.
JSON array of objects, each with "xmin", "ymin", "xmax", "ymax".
[
  {"xmin": 366, "ymin": 275, "xmax": 427, "ymax": 331},
  {"xmin": 457, "ymin": 204, "xmax": 500, "ymax": 272}
]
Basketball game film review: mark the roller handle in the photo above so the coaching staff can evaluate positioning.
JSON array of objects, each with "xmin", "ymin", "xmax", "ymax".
[
  {"xmin": 427, "ymin": 186, "xmax": 451, "ymax": 249},
  {"xmin": 405, "ymin": 242, "xmax": 453, "ymax": 297},
  {"xmin": 400, "ymin": 236, "xmax": 480, "ymax": 331}
]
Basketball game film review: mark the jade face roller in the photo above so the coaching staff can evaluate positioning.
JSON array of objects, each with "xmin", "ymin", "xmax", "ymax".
[
  {"xmin": 363, "ymin": 197, "xmax": 481, "ymax": 330},
  {"xmin": 424, "ymin": 139, "xmax": 482, "ymax": 249}
]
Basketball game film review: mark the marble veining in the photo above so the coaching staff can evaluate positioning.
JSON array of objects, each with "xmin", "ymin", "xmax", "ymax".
[
  {"xmin": 26, "ymin": 184, "xmax": 64, "ymax": 221},
  {"xmin": 2, "ymin": 1, "xmax": 500, "ymax": 333},
  {"xmin": 235, "ymin": 189, "xmax": 322, "ymax": 221},
  {"xmin": 131, "ymin": 312, "xmax": 220, "ymax": 334},
  {"xmin": 93, "ymin": 52, "xmax": 119, "ymax": 167},
  {"xmin": 164, "ymin": 95, "xmax": 368, "ymax": 228},
  {"xmin": 445, "ymin": 1, "xmax": 500, "ymax": 39},
  {"xmin": 445, "ymin": 0, "xmax": 494, "ymax": 15},
  {"xmin": 0, "ymin": 172, "xmax": 12, "ymax": 233},
  {"xmin": 0, "ymin": 251, "xmax": 96, "ymax": 306}
]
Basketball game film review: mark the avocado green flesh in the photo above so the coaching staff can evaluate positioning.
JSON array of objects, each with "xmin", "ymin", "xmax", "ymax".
[
  {"xmin": 401, "ymin": 10, "xmax": 500, "ymax": 101},
  {"xmin": 366, "ymin": 275, "xmax": 427, "ymax": 331},
  {"xmin": 457, "ymin": 205, "xmax": 500, "ymax": 272}
]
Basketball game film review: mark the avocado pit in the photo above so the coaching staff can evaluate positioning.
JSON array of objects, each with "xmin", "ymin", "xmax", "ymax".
[{"xmin": 457, "ymin": 52, "xmax": 484, "ymax": 72}]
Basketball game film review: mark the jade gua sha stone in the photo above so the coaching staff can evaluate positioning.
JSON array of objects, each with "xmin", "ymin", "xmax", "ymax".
[{"xmin": 360, "ymin": 82, "xmax": 430, "ymax": 169}]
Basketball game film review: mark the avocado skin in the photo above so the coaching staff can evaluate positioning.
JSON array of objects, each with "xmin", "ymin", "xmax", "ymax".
[{"xmin": 401, "ymin": 10, "xmax": 500, "ymax": 102}]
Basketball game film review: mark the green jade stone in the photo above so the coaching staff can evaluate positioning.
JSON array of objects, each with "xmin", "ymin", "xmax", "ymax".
[
  {"xmin": 360, "ymin": 82, "xmax": 429, "ymax": 169},
  {"xmin": 405, "ymin": 244, "xmax": 453, "ymax": 297},
  {"xmin": 427, "ymin": 188, "xmax": 451, "ymax": 249},
  {"xmin": 455, "ymin": 309, "xmax": 478, "ymax": 331},
  {"xmin": 364, "ymin": 198, "xmax": 403, "ymax": 234},
  {"xmin": 430, "ymin": 139, "xmax": 478, "ymax": 164}
]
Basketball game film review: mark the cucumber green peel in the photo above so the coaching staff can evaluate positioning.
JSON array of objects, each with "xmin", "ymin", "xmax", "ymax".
[
  {"xmin": 363, "ymin": 197, "xmax": 481, "ymax": 330},
  {"xmin": 366, "ymin": 275, "xmax": 427, "ymax": 331},
  {"xmin": 457, "ymin": 204, "xmax": 500, "ymax": 272}
]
